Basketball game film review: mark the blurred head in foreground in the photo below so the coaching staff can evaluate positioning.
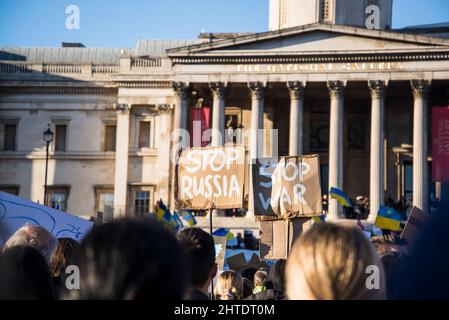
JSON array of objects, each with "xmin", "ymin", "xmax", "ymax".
[
  {"xmin": 215, "ymin": 270, "xmax": 243, "ymax": 300},
  {"xmin": 0, "ymin": 246, "xmax": 55, "ymax": 300},
  {"xmin": 286, "ymin": 223, "xmax": 386, "ymax": 300},
  {"xmin": 3, "ymin": 224, "xmax": 58, "ymax": 265},
  {"xmin": 68, "ymin": 219, "xmax": 187, "ymax": 300},
  {"xmin": 49, "ymin": 237, "xmax": 79, "ymax": 278}
]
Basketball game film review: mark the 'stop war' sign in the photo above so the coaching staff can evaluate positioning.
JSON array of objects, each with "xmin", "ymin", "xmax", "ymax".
[{"xmin": 176, "ymin": 146, "xmax": 245, "ymax": 210}]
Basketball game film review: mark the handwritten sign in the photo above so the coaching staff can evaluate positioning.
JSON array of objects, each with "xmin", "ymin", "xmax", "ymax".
[
  {"xmin": 0, "ymin": 191, "xmax": 93, "ymax": 245},
  {"xmin": 176, "ymin": 146, "xmax": 246, "ymax": 210},
  {"xmin": 213, "ymin": 235, "xmax": 227, "ymax": 271},
  {"xmin": 252, "ymin": 158, "xmax": 278, "ymax": 216},
  {"xmin": 270, "ymin": 155, "xmax": 322, "ymax": 219}
]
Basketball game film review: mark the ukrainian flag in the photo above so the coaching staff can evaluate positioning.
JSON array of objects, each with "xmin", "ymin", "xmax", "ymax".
[
  {"xmin": 375, "ymin": 206, "xmax": 402, "ymax": 232},
  {"xmin": 212, "ymin": 228, "xmax": 235, "ymax": 240},
  {"xmin": 329, "ymin": 187, "xmax": 353, "ymax": 207},
  {"xmin": 312, "ymin": 215, "xmax": 326, "ymax": 224},
  {"xmin": 180, "ymin": 210, "xmax": 197, "ymax": 227},
  {"xmin": 157, "ymin": 199, "xmax": 175, "ymax": 228},
  {"xmin": 172, "ymin": 211, "xmax": 184, "ymax": 231}
]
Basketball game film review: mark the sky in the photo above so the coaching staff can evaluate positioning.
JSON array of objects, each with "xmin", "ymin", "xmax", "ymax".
[{"xmin": 0, "ymin": 0, "xmax": 449, "ymax": 48}]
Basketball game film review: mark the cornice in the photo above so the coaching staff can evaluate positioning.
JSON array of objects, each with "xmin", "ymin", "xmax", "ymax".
[{"xmin": 0, "ymin": 86, "xmax": 118, "ymax": 95}]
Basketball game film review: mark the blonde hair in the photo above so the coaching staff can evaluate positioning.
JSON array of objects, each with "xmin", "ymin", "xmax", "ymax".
[
  {"xmin": 286, "ymin": 223, "xmax": 386, "ymax": 300},
  {"xmin": 214, "ymin": 271, "xmax": 243, "ymax": 300},
  {"xmin": 4, "ymin": 224, "xmax": 58, "ymax": 265},
  {"xmin": 254, "ymin": 269, "xmax": 268, "ymax": 287}
]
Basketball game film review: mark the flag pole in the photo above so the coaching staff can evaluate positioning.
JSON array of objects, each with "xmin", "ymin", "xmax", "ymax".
[{"xmin": 209, "ymin": 207, "xmax": 214, "ymax": 300}]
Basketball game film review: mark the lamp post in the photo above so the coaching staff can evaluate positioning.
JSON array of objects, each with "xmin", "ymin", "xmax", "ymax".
[{"xmin": 43, "ymin": 126, "xmax": 54, "ymax": 206}]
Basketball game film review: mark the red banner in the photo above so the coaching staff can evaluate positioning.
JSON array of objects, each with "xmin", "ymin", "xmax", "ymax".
[
  {"xmin": 432, "ymin": 107, "xmax": 449, "ymax": 182},
  {"xmin": 190, "ymin": 107, "xmax": 210, "ymax": 147}
]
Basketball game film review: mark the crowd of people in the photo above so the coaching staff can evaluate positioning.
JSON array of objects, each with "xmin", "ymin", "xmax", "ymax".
[{"xmin": 0, "ymin": 207, "xmax": 448, "ymax": 300}]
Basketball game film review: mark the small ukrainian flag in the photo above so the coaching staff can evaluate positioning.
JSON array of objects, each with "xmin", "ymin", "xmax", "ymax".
[
  {"xmin": 180, "ymin": 210, "xmax": 197, "ymax": 227},
  {"xmin": 375, "ymin": 206, "xmax": 402, "ymax": 232},
  {"xmin": 329, "ymin": 187, "xmax": 353, "ymax": 207}
]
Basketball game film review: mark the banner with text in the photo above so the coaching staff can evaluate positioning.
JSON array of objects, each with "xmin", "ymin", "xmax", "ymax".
[
  {"xmin": 432, "ymin": 106, "xmax": 449, "ymax": 182},
  {"xmin": 176, "ymin": 145, "xmax": 245, "ymax": 210},
  {"xmin": 190, "ymin": 107, "xmax": 211, "ymax": 148},
  {"xmin": 270, "ymin": 155, "xmax": 323, "ymax": 219}
]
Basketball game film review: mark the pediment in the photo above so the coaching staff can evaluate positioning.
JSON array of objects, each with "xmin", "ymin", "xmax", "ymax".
[{"xmin": 167, "ymin": 23, "xmax": 449, "ymax": 57}]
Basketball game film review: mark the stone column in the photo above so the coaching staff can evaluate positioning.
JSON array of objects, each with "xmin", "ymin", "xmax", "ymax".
[
  {"xmin": 113, "ymin": 103, "xmax": 130, "ymax": 218},
  {"xmin": 170, "ymin": 82, "xmax": 190, "ymax": 211},
  {"xmin": 287, "ymin": 81, "xmax": 306, "ymax": 156},
  {"xmin": 210, "ymin": 82, "xmax": 227, "ymax": 147},
  {"xmin": 367, "ymin": 80, "xmax": 388, "ymax": 223},
  {"xmin": 411, "ymin": 80, "xmax": 431, "ymax": 212},
  {"xmin": 247, "ymin": 82, "xmax": 266, "ymax": 218},
  {"xmin": 327, "ymin": 81, "xmax": 345, "ymax": 220}
]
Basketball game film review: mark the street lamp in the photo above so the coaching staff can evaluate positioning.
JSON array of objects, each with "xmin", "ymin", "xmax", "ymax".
[{"xmin": 43, "ymin": 126, "xmax": 54, "ymax": 206}]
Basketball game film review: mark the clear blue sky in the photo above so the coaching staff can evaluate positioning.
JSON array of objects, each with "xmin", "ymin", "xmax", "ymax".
[{"xmin": 1, "ymin": 0, "xmax": 449, "ymax": 48}]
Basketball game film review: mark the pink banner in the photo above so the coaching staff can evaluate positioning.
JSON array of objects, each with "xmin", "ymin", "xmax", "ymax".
[
  {"xmin": 190, "ymin": 107, "xmax": 210, "ymax": 147},
  {"xmin": 432, "ymin": 107, "xmax": 449, "ymax": 182}
]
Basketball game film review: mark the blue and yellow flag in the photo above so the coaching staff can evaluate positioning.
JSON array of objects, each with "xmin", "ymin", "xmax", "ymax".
[
  {"xmin": 172, "ymin": 211, "xmax": 184, "ymax": 231},
  {"xmin": 375, "ymin": 206, "xmax": 402, "ymax": 232},
  {"xmin": 179, "ymin": 210, "xmax": 197, "ymax": 227},
  {"xmin": 312, "ymin": 215, "xmax": 326, "ymax": 224},
  {"xmin": 213, "ymin": 228, "xmax": 235, "ymax": 240},
  {"xmin": 329, "ymin": 187, "xmax": 353, "ymax": 207},
  {"xmin": 157, "ymin": 199, "xmax": 175, "ymax": 227}
]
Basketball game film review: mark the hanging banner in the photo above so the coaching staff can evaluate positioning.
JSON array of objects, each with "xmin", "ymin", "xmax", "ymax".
[
  {"xmin": 270, "ymin": 155, "xmax": 323, "ymax": 219},
  {"xmin": 190, "ymin": 107, "xmax": 211, "ymax": 147},
  {"xmin": 175, "ymin": 145, "xmax": 245, "ymax": 210},
  {"xmin": 252, "ymin": 158, "xmax": 278, "ymax": 216},
  {"xmin": 432, "ymin": 107, "xmax": 449, "ymax": 182},
  {"xmin": 0, "ymin": 191, "xmax": 93, "ymax": 245}
]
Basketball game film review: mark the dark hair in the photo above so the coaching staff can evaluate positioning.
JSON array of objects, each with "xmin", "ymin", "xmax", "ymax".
[
  {"xmin": 49, "ymin": 238, "xmax": 79, "ymax": 277},
  {"xmin": 241, "ymin": 267, "xmax": 257, "ymax": 282},
  {"xmin": 0, "ymin": 246, "xmax": 55, "ymax": 300},
  {"xmin": 395, "ymin": 211, "xmax": 449, "ymax": 299},
  {"xmin": 268, "ymin": 259, "xmax": 286, "ymax": 292},
  {"xmin": 241, "ymin": 277, "xmax": 253, "ymax": 299},
  {"xmin": 177, "ymin": 228, "xmax": 215, "ymax": 288},
  {"xmin": 69, "ymin": 219, "xmax": 187, "ymax": 300}
]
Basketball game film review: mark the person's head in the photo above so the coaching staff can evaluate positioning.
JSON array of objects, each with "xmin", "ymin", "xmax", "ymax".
[
  {"xmin": 68, "ymin": 219, "xmax": 187, "ymax": 300},
  {"xmin": 253, "ymin": 269, "xmax": 268, "ymax": 289},
  {"xmin": 49, "ymin": 238, "xmax": 79, "ymax": 278},
  {"xmin": 286, "ymin": 223, "xmax": 386, "ymax": 300},
  {"xmin": 3, "ymin": 225, "xmax": 58, "ymax": 265},
  {"xmin": 268, "ymin": 259, "xmax": 286, "ymax": 292},
  {"xmin": 241, "ymin": 267, "xmax": 257, "ymax": 282},
  {"xmin": 215, "ymin": 271, "xmax": 243, "ymax": 300},
  {"xmin": 370, "ymin": 235, "xmax": 407, "ymax": 299},
  {"xmin": 176, "ymin": 228, "xmax": 217, "ymax": 292},
  {"xmin": 241, "ymin": 277, "xmax": 253, "ymax": 299},
  {"xmin": 0, "ymin": 246, "xmax": 55, "ymax": 300}
]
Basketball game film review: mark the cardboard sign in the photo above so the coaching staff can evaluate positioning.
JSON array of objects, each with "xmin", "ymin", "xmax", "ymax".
[
  {"xmin": 401, "ymin": 206, "xmax": 431, "ymax": 245},
  {"xmin": 176, "ymin": 146, "xmax": 245, "ymax": 210},
  {"xmin": 213, "ymin": 235, "xmax": 227, "ymax": 271},
  {"xmin": 252, "ymin": 158, "xmax": 278, "ymax": 216},
  {"xmin": 270, "ymin": 155, "xmax": 323, "ymax": 219},
  {"xmin": 0, "ymin": 191, "xmax": 93, "ymax": 245},
  {"xmin": 226, "ymin": 252, "xmax": 247, "ymax": 271},
  {"xmin": 259, "ymin": 218, "xmax": 312, "ymax": 260}
]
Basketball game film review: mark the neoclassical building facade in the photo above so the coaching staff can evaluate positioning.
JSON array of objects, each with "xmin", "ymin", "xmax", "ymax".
[{"xmin": 1, "ymin": 0, "xmax": 449, "ymax": 224}]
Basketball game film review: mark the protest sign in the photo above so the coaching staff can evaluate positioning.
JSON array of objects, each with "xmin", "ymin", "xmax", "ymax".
[
  {"xmin": 252, "ymin": 158, "xmax": 278, "ymax": 216},
  {"xmin": 259, "ymin": 218, "xmax": 312, "ymax": 260},
  {"xmin": 176, "ymin": 145, "xmax": 245, "ymax": 210},
  {"xmin": 401, "ymin": 206, "xmax": 431, "ymax": 245},
  {"xmin": 432, "ymin": 107, "xmax": 449, "ymax": 182},
  {"xmin": 270, "ymin": 155, "xmax": 323, "ymax": 219},
  {"xmin": 213, "ymin": 235, "xmax": 227, "ymax": 271},
  {"xmin": 0, "ymin": 191, "xmax": 93, "ymax": 245}
]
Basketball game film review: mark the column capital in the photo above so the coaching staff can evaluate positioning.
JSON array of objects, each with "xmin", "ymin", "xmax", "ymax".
[
  {"xmin": 209, "ymin": 82, "xmax": 227, "ymax": 100},
  {"xmin": 172, "ymin": 81, "xmax": 190, "ymax": 99},
  {"xmin": 287, "ymin": 81, "xmax": 306, "ymax": 100},
  {"xmin": 411, "ymin": 80, "xmax": 431, "ymax": 99},
  {"xmin": 115, "ymin": 103, "xmax": 130, "ymax": 113},
  {"xmin": 327, "ymin": 81, "xmax": 346, "ymax": 99},
  {"xmin": 368, "ymin": 80, "xmax": 388, "ymax": 99},
  {"xmin": 248, "ymin": 81, "xmax": 266, "ymax": 100}
]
